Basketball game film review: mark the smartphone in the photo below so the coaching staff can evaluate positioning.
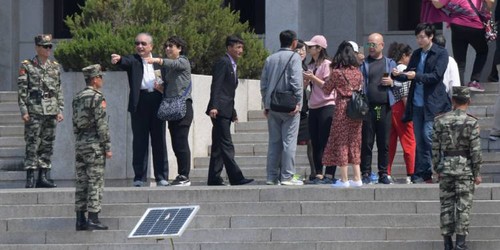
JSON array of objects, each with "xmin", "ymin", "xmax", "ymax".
[{"xmin": 382, "ymin": 73, "xmax": 389, "ymax": 77}]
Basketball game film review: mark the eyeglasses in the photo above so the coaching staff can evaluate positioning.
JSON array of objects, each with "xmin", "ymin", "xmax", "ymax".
[
  {"xmin": 164, "ymin": 43, "xmax": 175, "ymax": 48},
  {"xmin": 135, "ymin": 41, "xmax": 148, "ymax": 46},
  {"xmin": 366, "ymin": 43, "xmax": 378, "ymax": 48},
  {"xmin": 40, "ymin": 45, "xmax": 53, "ymax": 49}
]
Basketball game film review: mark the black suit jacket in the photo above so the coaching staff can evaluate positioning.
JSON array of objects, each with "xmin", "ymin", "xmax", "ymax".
[
  {"xmin": 206, "ymin": 54, "xmax": 238, "ymax": 119},
  {"xmin": 118, "ymin": 54, "xmax": 161, "ymax": 113}
]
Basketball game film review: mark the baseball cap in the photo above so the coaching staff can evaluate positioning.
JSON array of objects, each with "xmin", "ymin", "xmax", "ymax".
[{"xmin": 305, "ymin": 35, "xmax": 327, "ymax": 49}]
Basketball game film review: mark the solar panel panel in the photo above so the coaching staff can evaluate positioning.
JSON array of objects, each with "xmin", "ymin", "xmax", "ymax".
[{"xmin": 128, "ymin": 206, "xmax": 200, "ymax": 238}]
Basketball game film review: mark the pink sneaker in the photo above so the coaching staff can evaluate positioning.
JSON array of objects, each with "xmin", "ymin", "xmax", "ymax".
[{"xmin": 468, "ymin": 81, "xmax": 484, "ymax": 92}]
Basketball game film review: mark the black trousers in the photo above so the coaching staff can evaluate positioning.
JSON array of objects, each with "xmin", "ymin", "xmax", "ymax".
[
  {"xmin": 489, "ymin": 36, "xmax": 500, "ymax": 80},
  {"xmin": 308, "ymin": 105, "xmax": 336, "ymax": 176},
  {"xmin": 168, "ymin": 99, "xmax": 193, "ymax": 178},
  {"xmin": 131, "ymin": 91, "xmax": 168, "ymax": 182},
  {"xmin": 361, "ymin": 104, "xmax": 391, "ymax": 177},
  {"xmin": 207, "ymin": 116, "xmax": 245, "ymax": 184},
  {"xmin": 450, "ymin": 23, "xmax": 489, "ymax": 83}
]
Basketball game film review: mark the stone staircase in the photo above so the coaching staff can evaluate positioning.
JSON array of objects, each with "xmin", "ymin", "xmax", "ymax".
[
  {"xmin": 0, "ymin": 92, "xmax": 24, "ymax": 172},
  {"xmin": 1, "ymin": 185, "xmax": 500, "ymax": 249}
]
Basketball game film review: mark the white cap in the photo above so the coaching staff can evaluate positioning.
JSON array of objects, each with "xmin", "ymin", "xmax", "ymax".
[{"xmin": 348, "ymin": 41, "xmax": 359, "ymax": 53}]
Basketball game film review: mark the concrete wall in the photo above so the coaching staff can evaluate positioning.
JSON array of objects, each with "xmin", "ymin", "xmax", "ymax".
[{"xmin": 50, "ymin": 72, "xmax": 261, "ymax": 181}]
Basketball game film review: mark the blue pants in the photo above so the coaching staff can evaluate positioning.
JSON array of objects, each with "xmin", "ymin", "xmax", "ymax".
[{"xmin": 412, "ymin": 106, "xmax": 433, "ymax": 181}]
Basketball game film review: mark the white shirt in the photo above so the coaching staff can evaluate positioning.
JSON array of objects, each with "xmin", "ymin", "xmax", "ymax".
[
  {"xmin": 141, "ymin": 54, "xmax": 156, "ymax": 91},
  {"xmin": 443, "ymin": 56, "xmax": 460, "ymax": 96}
]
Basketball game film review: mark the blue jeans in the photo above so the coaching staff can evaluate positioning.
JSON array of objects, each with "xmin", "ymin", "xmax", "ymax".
[{"xmin": 412, "ymin": 106, "xmax": 433, "ymax": 181}]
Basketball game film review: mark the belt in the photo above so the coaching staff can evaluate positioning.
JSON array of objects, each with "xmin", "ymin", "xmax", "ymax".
[
  {"xmin": 443, "ymin": 150, "xmax": 470, "ymax": 157},
  {"xmin": 29, "ymin": 90, "xmax": 55, "ymax": 99},
  {"xmin": 78, "ymin": 127, "xmax": 97, "ymax": 133}
]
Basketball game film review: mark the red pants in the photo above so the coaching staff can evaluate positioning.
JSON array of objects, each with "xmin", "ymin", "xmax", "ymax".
[{"xmin": 388, "ymin": 100, "xmax": 415, "ymax": 175}]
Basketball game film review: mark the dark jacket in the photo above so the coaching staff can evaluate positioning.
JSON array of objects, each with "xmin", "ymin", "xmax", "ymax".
[
  {"xmin": 361, "ymin": 56, "xmax": 397, "ymax": 106},
  {"xmin": 117, "ymin": 54, "xmax": 161, "ymax": 113},
  {"xmin": 206, "ymin": 54, "xmax": 238, "ymax": 119},
  {"xmin": 396, "ymin": 44, "xmax": 451, "ymax": 122}
]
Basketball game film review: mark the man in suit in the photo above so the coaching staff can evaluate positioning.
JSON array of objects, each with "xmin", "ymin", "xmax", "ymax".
[
  {"xmin": 206, "ymin": 35, "xmax": 254, "ymax": 186},
  {"xmin": 110, "ymin": 33, "xmax": 168, "ymax": 187}
]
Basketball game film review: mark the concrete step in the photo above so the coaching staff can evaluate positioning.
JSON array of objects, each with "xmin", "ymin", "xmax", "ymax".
[
  {"xmin": 1, "ymin": 226, "xmax": 500, "ymax": 244},
  {"xmin": 0, "ymin": 103, "xmax": 19, "ymax": 114},
  {"xmin": 0, "ymin": 147, "xmax": 24, "ymax": 158},
  {"xmin": 0, "ymin": 92, "xmax": 17, "ymax": 103},
  {"xmin": 0, "ymin": 159, "xmax": 23, "ymax": 171},
  {"xmin": 0, "ymin": 126, "xmax": 23, "ymax": 137},
  {"xmin": 0, "ymin": 115, "xmax": 22, "ymax": 125},
  {"xmin": 0, "ymin": 137, "xmax": 24, "ymax": 147},
  {"xmin": 1, "ymin": 241, "xmax": 500, "ymax": 250},
  {"xmin": 470, "ymin": 93, "xmax": 498, "ymax": 105}
]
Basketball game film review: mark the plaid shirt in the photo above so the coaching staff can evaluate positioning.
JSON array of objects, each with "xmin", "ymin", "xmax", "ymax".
[{"xmin": 392, "ymin": 64, "xmax": 410, "ymax": 102}]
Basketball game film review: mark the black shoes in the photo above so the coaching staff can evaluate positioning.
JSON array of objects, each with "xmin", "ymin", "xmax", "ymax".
[
  {"xmin": 25, "ymin": 169, "xmax": 35, "ymax": 188},
  {"xmin": 231, "ymin": 178, "xmax": 254, "ymax": 186},
  {"xmin": 87, "ymin": 212, "xmax": 108, "ymax": 230},
  {"xmin": 76, "ymin": 211, "xmax": 88, "ymax": 231},
  {"xmin": 443, "ymin": 235, "xmax": 454, "ymax": 250},
  {"xmin": 378, "ymin": 175, "xmax": 394, "ymax": 184},
  {"xmin": 36, "ymin": 169, "xmax": 57, "ymax": 188}
]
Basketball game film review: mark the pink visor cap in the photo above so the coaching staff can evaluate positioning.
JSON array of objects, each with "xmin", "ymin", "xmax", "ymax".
[{"xmin": 305, "ymin": 35, "xmax": 327, "ymax": 49}]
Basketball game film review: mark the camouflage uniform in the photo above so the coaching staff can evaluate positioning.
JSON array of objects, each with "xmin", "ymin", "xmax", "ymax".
[
  {"xmin": 432, "ymin": 87, "xmax": 481, "ymax": 238},
  {"xmin": 73, "ymin": 65, "xmax": 110, "ymax": 213},
  {"xmin": 18, "ymin": 34, "xmax": 64, "ymax": 171}
]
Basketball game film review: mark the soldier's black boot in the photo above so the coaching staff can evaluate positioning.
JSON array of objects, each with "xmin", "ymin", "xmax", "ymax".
[
  {"xmin": 36, "ymin": 169, "xmax": 57, "ymax": 188},
  {"xmin": 45, "ymin": 169, "xmax": 55, "ymax": 184},
  {"xmin": 25, "ymin": 169, "xmax": 35, "ymax": 188},
  {"xmin": 455, "ymin": 234, "xmax": 468, "ymax": 250},
  {"xmin": 443, "ymin": 235, "xmax": 453, "ymax": 250},
  {"xmin": 87, "ymin": 212, "xmax": 108, "ymax": 230},
  {"xmin": 76, "ymin": 211, "xmax": 88, "ymax": 231}
]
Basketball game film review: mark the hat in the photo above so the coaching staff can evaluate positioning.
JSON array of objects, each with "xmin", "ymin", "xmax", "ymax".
[
  {"xmin": 348, "ymin": 41, "xmax": 359, "ymax": 53},
  {"xmin": 34, "ymin": 34, "xmax": 53, "ymax": 46},
  {"xmin": 305, "ymin": 35, "xmax": 327, "ymax": 49},
  {"xmin": 82, "ymin": 64, "xmax": 105, "ymax": 80},
  {"xmin": 452, "ymin": 86, "xmax": 470, "ymax": 99}
]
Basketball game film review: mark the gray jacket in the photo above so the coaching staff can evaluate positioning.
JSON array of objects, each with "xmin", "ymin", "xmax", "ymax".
[
  {"xmin": 260, "ymin": 48, "xmax": 303, "ymax": 110},
  {"xmin": 160, "ymin": 55, "xmax": 192, "ymax": 99}
]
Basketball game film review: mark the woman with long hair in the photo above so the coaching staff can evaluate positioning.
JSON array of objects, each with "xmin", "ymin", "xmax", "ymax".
[{"xmin": 322, "ymin": 41, "xmax": 364, "ymax": 188}]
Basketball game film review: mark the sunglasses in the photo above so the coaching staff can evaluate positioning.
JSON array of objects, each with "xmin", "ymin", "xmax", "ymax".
[
  {"xmin": 163, "ymin": 43, "xmax": 175, "ymax": 48},
  {"xmin": 366, "ymin": 42, "xmax": 378, "ymax": 48},
  {"xmin": 135, "ymin": 41, "xmax": 148, "ymax": 46},
  {"xmin": 40, "ymin": 45, "xmax": 53, "ymax": 49}
]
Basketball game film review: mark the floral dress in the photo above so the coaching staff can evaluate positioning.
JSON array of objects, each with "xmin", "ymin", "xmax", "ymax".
[{"xmin": 322, "ymin": 66, "xmax": 363, "ymax": 166}]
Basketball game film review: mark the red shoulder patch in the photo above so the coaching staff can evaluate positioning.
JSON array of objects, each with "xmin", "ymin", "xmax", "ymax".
[
  {"xmin": 101, "ymin": 100, "xmax": 107, "ymax": 109},
  {"xmin": 19, "ymin": 68, "xmax": 26, "ymax": 76}
]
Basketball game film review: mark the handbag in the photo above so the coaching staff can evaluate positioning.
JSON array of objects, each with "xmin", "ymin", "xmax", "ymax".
[
  {"xmin": 466, "ymin": 0, "xmax": 497, "ymax": 42},
  {"xmin": 342, "ymin": 71, "xmax": 369, "ymax": 120},
  {"xmin": 157, "ymin": 82, "xmax": 191, "ymax": 121},
  {"xmin": 270, "ymin": 52, "xmax": 297, "ymax": 113}
]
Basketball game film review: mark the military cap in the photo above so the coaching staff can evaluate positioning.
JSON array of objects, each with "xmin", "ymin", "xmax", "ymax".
[
  {"xmin": 82, "ymin": 64, "xmax": 105, "ymax": 80},
  {"xmin": 452, "ymin": 86, "xmax": 470, "ymax": 99},
  {"xmin": 34, "ymin": 34, "xmax": 53, "ymax": 46}
]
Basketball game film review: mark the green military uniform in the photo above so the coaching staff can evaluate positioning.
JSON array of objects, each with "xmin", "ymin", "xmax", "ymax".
[
  {"xmin": 432, "ymin": 86, "xmax": 481, "ymax": 249},
  {"xmin": 73, "ymin": 64, "xmax": 110, "ymax": 215},
  {"xmin": 18, "ymin": 34, "xmax": 64, "ymax": 170},
  {"xmin": 18, "ymin": 34, "xmax": 63, "ymax": 188}
]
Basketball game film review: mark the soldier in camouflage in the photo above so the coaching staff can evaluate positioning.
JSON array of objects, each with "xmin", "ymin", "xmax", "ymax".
[
  {"xmin": 18, "ymin": 34, "xmax": 63, "ymax": 188},
  {"xmin": 73, "ymin": 64, "xmax": 112, "ymax": 231},
  {"xmin": 432, "ymin": 86, "xmax": 482, "ymax": 250}
]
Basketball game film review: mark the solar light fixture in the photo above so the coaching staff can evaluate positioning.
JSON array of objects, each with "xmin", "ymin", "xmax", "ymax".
[{"xmin": 129, "ymin": 205, "xmax": 200, "ymax": 249}]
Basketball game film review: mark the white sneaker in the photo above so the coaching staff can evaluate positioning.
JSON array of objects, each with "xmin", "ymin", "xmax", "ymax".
[
  {"xmin": 349, "ymin": 180, "xmax": 363, "ymax": 187},
  {"xmin": 405, "ymin": 176, "xmax": 412, "ymax": 184},
  {"xmin": 332, "ymin": 180, "xmax": 350, "ymax": 188},
  {"xmin": 281, "ymin": 178, "xmax": 303, "ymax": 186}
]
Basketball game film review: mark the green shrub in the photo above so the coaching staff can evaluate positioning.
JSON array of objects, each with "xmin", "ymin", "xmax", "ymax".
[{"xmin": 54, "ymin": 0, "xmax": 268, "ymax": 79}]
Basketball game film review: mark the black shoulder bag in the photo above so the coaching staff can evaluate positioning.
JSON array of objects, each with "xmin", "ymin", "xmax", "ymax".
[
  {"xmin": 270, "ymin": 52, "xmax": 298, "ymax": 113},
  {"xmin": 342, "ymin": 71, "xmax": 369, "ymax": 120},
  {"xmin": 466, "ymin": 0, "xmax": 497, "ymax": 41}
]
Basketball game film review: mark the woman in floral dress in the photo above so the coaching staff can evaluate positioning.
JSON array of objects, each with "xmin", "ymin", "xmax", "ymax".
[{"xmin": 322, "ymin": 41, "xmax": 364, "ymax": 188}]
